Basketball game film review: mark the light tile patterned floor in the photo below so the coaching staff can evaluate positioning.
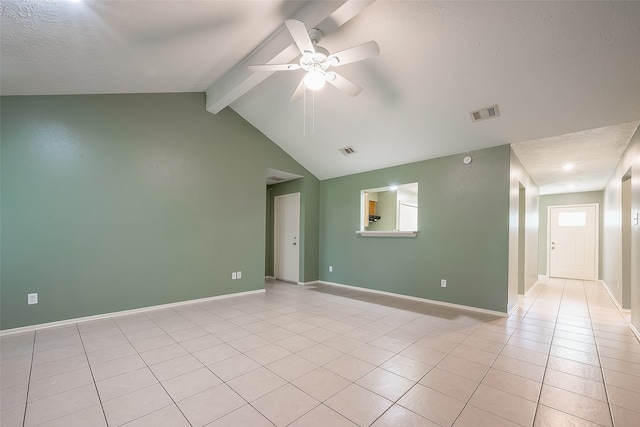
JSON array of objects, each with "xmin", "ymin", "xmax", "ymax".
[{"xmin": 1, "ymin": 278, "xmax": 640, "ymax": 426}]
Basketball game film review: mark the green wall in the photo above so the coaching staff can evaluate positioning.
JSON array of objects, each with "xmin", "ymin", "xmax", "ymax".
[
  {"xmin": 0, "ymin": 93, "xmax": 319, "ymax": 329},
  {"xmin": 319, "ymin": 145, "xmax": 512, "ymax": 313},
  {"xmin": 538, "ymin": 191, "xmax": 604, "ymax": 278}
]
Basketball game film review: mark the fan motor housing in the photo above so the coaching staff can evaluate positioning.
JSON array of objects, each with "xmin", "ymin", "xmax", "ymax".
[{"xmin": 301, "ymin": 46, "xmax": 330, "ymax": 70}]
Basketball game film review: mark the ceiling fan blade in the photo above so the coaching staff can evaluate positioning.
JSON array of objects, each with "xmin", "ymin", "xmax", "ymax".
[
  {"xmin": 248, "ymin": 63, "xmax": 300, "ymax": 72},
  {"xmin": 290, "ymin": 78, "xmax": 305, "ymax": 102},
  {"xmin": 328, "ymin": 41, "xmax": 380, "ymax": 66},
  {"xmin": 326, "ymin": 72, "xmax": 362, "ymax": 97},
  {"xmin": 285, "ymin": 19, "xmax": 315, "ymax": 56}
]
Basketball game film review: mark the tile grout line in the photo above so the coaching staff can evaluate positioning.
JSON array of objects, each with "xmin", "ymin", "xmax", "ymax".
[
  {"xmin": 534, "ymin": 279, "xmax": 616, "ymax": 427},
  {"xmin": 75, "ymin": 322, "xmax": 109, "ymax": 427},
  {"xmin": 304, "ymin": 281, "xmax": 552, "ymax": 426},
  {"xmin": 9, "ymin": 280, "xmax": 633, "ymax": 426},
  {"xmin": 371, "ymin": 305, "xmax": 523, "ymax": 426},
  {"xmin": 254, "ymin": 292, "xmax": 445, "ymax": 426},
  {"xmin": 25, "ymin": 324, "xmax": 111, "ymax": 426},
  {"xmin": 84, "ymin": 315, "xmax": 188, "ymax": 426},
  {"xmin": 529, "ymin": 277, "xmax": 565, "ymax": 427},
  {"xmin": 445, "ymin": 278, "xmax": 545, "ymax": 427},
  {"xmin": 583, "ymin": 280, "xmax": 616, "ymax": 427},
  {"xmin": 123, "ymin": 310, "xmax": 195, "ymax": 426},
  {"xmin": 20, "ymin": 330, "xmax": 36, "ymax": 427}
]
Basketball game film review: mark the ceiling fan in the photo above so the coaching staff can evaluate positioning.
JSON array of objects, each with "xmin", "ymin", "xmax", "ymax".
[{"xmin": 249, "ymin": 19, "xmax": 380, "ymax": 101}]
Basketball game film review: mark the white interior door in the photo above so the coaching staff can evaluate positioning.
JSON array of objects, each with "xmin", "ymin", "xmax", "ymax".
[
  {"xmin": 274, "ymin": 193, "xmax": 300, "ymax": 283},
  {"xmin": 549, "ymin": 205, "xmax": 598, "ymax": 280}
]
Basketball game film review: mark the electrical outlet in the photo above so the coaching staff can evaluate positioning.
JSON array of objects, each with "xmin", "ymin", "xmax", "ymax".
[
  {"xmin": 236, "ymin": 271, "xmax": 242, "ymax": 279},
  {"xmin": 232, "ymin": 272, "xmax": 237, "ymax": 280},
  {"xmin": 329, "ymin": 266, "xmax": 333, "ymax": 272},
  {"xmin": 441, "ymin": 279, "xmax": 447, "ymax": 288},
  {"xmin": 28, "ymin": 293, "xmax": 38, "ymax": 305}
]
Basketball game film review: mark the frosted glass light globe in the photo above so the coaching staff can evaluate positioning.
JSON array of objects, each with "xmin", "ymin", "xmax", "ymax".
[{"xmin": 304, "ymin": 70, "xmax": 326, "ymax": 90}]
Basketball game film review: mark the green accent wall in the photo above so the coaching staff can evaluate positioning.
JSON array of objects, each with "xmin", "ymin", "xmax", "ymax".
[
  {"xmin": 538, "ymin": 191, "xmax": 604, "ymax": 278},
  {"xmin": 0, "ymin": 93, "xmax": 319, "ymax": 330},
  {"xmin": 319, "ymin": 145, "xmax": 513, "ymax": 313}
]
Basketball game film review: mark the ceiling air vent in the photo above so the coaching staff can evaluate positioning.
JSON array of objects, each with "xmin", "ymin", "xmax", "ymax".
[
  {"xmin": 470, "ymin": 105, "xmax": 500, "ymax": 122},
  {"xmin": 339, "ymin": 146, "xmax": 357, "ymax": 156}
]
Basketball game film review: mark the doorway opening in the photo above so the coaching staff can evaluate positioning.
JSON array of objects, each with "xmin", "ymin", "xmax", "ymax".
[
  {"xmin": 518, "ymin": 183, "xmax": 526, "ymax": 294},
  {"xmin": 622, "ymin": 170, "xmax": 632, "ymax": 309}
]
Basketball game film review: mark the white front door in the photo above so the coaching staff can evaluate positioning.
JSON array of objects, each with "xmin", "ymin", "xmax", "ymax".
[
  {"xmin": 549, "ymin": 205, "xmax": 598, "ymax": 280},
  {"xmin": 274, "ymin": 193, "xmax": 300, "ymax": 283}
]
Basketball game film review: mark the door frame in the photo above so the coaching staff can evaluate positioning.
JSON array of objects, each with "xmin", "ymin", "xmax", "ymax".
[
  {"xmin": 546, "ymin": 203, "xmax": 599, "ymax": 280},
  {"xmin": 273, "ymin": 192, "xmax": 300, "ymax": 283}
]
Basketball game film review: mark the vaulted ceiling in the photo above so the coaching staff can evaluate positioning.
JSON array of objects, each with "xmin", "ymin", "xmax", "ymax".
[{"xmin": 2, "ymin": 0, "xmax": 640, "ymax": 192}]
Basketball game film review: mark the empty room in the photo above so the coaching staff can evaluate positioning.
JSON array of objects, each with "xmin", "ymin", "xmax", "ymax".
[{"xmin": 1, "ymin": 1, "xmax": 640, "ymax": 426}]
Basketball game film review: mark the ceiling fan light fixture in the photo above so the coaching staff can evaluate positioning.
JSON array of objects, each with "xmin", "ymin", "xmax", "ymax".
[
  {"xmin": 304, "ymin": 69, "xmax": 326, "ymax": 91},
  {"xmin": 249, "ymin": 20, "xmax": 379, "ymax": 100}
]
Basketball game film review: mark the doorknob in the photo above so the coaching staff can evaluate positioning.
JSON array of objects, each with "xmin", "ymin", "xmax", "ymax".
[{"xmin": 292, "ymin": 242, "xmax": 297, "ymax": 246}]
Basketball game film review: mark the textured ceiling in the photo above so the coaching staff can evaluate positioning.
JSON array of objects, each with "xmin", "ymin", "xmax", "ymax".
[
  {"xmin": 512, "ymin": 121, "xmax": 639, "ymax": 195},
  {"xmin": 2, "ymin": 0, "xmax": 640, "ymax": 189},
  {"xmin": 0, "ymin": 0, "xmax": 306, "ymax": 94}
]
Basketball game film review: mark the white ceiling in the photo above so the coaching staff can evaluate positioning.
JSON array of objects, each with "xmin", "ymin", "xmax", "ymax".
[{"xmin": 2, "ymin": 0, "xmax": 640, "ymax": 192}]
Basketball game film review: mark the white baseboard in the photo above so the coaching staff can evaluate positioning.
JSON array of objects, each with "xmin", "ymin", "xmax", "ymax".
[
  {"xmin": 0, "ymin": 289, "xmax": 265, "ymax": 337},
  {"xmin": 265, "ymin": 276, "xmax": 275, "ymax": 280},
  {"xmin": 599, "ymin": 280, "xmax": 639, "ymax": 343},
  {"xmin": 318, "ymin": 280, "xmax": 507, "ymax": 317},
  {"xmin": 507, "ymin": 302, "xmax": 520, "ymax": 317},
  {"xmin": 599, "ymin": 280, "xmax": 631, "ymax": 313},
  {"xmin": 298, "ymin": 281, "xmax": 319, "ymax": 286}
]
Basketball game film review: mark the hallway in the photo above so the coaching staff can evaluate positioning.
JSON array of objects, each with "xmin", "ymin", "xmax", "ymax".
[{"xmin": 1, "ymin": 278, "xmax": 639, "ymax": 426}]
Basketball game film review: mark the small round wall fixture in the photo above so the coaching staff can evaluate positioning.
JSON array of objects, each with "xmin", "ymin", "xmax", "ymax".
[{"xmin": 463, "ymin": 156, "xmax": 473, "ymax": 165}]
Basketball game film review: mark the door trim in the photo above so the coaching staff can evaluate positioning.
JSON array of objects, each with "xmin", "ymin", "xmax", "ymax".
[{"xmin": 546, "ymin": 203, "xmax": 599, "ymax": 280}]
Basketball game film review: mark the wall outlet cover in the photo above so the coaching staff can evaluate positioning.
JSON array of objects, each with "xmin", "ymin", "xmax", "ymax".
[
  {"xmin": 329, "ymin": 266, "xmax": 333, "ymax": 272},
  {"xmin": 28, "ymin": 293, "xmax": 38, "ymax": 304},
  {"xmin": 237, "ymin": 271, "xmax": 242, "ymax": 279},
  {"xmin": 231, "ymin": 272, "xmax": 237, "ymax": 280},
  {"xmin": 440, "ymin": 279, "xmax": 447, "ymax": 288}
]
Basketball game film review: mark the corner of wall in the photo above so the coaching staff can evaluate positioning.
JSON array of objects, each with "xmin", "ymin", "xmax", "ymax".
[{"xmin": 508, "ymin": 147, "xmax": 540, "ymax": 308}]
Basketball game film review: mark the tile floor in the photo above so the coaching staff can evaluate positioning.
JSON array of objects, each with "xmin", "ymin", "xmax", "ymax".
[{"xmin": 1, "ymin": 278, "xmax": 640, "ymax": 426}]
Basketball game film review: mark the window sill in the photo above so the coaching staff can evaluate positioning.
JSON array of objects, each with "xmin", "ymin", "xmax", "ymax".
[{"xmin": 356, "ymin": 231, "xmax": 419, "ymax": 237}]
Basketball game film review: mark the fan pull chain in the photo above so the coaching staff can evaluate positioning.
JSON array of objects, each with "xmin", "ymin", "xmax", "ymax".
[{"xmin": 301, "ymin": 86, "xmax": 318, "ymax": 136}]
